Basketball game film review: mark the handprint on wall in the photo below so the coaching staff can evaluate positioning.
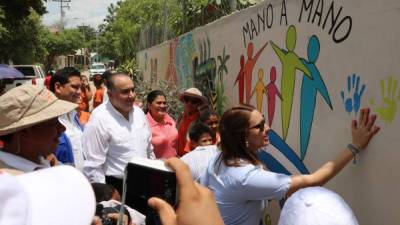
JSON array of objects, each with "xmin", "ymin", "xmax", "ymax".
[
  {"xmin": 341, "ymin": 74, "xmax": 366, "ymax": 115},
  {"xmin": 369, "ymin": 76, "xmax": 400, "ymax": 123}
]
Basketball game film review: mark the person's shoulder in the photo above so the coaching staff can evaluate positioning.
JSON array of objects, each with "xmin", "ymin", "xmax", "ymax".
[
  {"xmin": 220, "ymin": 161, "xmax": 261, "ymax": 184},
  {"xmin": 133, "ymin": 105, "xmax": 145, "ymax": 116}
]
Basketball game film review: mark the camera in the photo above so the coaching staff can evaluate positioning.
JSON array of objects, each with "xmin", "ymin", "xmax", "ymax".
[
  {"xmin": 125, "ymin": 157, "xmax": 178, "ymax": 225},
  {"xmin": 95, "ymin": 204, "xmax": 130, "ymax": 225},
  {"xmin": 125, "ymin": 157, "xmax": 177, "ymax": 207}
]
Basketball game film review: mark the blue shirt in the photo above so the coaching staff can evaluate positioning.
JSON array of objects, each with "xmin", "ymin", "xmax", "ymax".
[
  {"xmin": 202, "ymin": 153, "xmax": 291, "ymax": 225},
  {"xmin": 55, "ymin": 132, "xmax": 74, "ymax": 165}
]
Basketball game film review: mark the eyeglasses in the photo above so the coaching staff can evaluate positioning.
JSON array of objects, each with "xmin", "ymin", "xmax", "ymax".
[
  {"xmin": 183, "ymin": 96, "xmax": 201, "ymax": 104},
  {"xmin": 249, "ymin": 119, "xmax": 266, "ymax": 131}
]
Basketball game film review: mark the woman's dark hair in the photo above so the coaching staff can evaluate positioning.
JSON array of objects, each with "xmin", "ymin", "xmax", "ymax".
[
  {"xmin": 189, "ymin": 122, "xmax": 215, "ymax": 143},
  {"xmin": 145, "ymin": 90, "xmax": 166, "ymax": 114},
  {"xmin": 217, "ymin": 104, "xmax": 260, "ymax": 168},
  {"xmin": 147, "ymin": 90, "xmax": 166, "ymax": 104}
]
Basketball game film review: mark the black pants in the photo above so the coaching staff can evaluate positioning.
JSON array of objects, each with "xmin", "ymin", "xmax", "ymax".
[{"xmin": 105, "ymin": 176, "xmax": 149, "ymax": 215}]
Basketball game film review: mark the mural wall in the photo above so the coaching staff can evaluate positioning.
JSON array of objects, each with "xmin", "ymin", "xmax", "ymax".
[{"xmin": 137, "ymin": 0, "xmax": 400, "ymax": 224}]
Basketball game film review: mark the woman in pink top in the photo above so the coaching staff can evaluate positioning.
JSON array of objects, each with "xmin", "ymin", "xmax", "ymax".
[{"xmin": 146, "ymin": 90, "xmax": 178, "ymax": 158}]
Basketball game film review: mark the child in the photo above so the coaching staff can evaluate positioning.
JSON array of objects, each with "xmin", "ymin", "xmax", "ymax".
[
  {"xmin": 189, "ymin": 122, "xmax": 215, "ymax": 149},
  {"xmin": 182, "ymin": 122, "xmax": 220, "ymax": 181},
  {"xmin": 198, "ymin": 109, "xmax": 220, "ymax": 144}
]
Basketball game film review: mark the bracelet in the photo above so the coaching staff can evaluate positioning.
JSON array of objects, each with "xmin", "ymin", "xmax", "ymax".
[{"xmin": 347, "ymin": 143, "xmax": 360, "ymax": 164}]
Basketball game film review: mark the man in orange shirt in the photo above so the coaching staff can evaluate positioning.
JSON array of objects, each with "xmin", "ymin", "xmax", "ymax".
[{"xmin": 177, "ymin": 88, "xmax": 207, "ymax": 156}]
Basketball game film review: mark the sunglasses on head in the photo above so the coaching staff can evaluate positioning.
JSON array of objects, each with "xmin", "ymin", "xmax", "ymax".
[
  {"xmin": 183, "ymin": 96, "xmax": 201, "ymax": 104},
  {"xmin": 249, "ymin": 119, "xmax": 266, "ymax": 131}
]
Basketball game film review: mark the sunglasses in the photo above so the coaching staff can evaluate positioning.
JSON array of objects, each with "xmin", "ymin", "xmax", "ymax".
[
  {"xmin": 183, "ymin": 96, "xmax": 201, "ymax": 104},
  {"xmin": 249, "ymin": 119, "xmax": 266, "ymax": 131}
]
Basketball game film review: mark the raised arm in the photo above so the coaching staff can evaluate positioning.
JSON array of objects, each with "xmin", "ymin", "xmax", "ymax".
[{"xmin": 287, "ymin": 108, "xmax": 380, "ymax": 196}]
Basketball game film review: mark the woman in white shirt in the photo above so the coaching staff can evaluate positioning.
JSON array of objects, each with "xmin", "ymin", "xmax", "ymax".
[{"xmin": 202, "ymin": 104, "xmax": 380, "ymax": 225}]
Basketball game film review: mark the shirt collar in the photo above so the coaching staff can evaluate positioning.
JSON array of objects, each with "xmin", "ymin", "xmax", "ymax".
[
  {"xmin": 106, "ymin": 100, "xmax": 134, "ymax": 121},
  {"xmin": 0, "ymin": 151, "xmax": 49, "ymax": 172},
  {"xmin": 146, "ymin": 113, "xmax": 173, "ymax": 127}
]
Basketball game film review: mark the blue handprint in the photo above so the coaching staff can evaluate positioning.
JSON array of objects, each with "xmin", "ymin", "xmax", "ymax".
[{"xmin": 341, "ymin": 74, "xmax": 366, "ymax": 114}]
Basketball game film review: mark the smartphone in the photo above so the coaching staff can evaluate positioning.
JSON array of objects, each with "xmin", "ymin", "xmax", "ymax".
[{"xmin": 125, "ymin": 157, "xmax": 178, "ymax": 207}]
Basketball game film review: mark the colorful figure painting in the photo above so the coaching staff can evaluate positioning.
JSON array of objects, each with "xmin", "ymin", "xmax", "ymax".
[
  {"xmin": 265, "ymin": 66, "xmax": 282, "ymax": 127},
  {"xmin": 270, "ymin": 25, "xmax": 311, "ymax": 140},
  {"xmin": 299, "ymin": 35, "xmax": 332, "ymax": 160},
  {"xmin": 234, "ymin": 55, "xmax": 245, "ymax": 104},
  {"xmin": 250, "ymin": 68, "xmax": 268, "ymax": 112},
  {"xmin": 166, "ymin": 39, "xmax": 178, "ymax": 85},
  {"xmin": 176, "ymin": 33, "xmax": 196, "ymax": 88},
  {"xmin": 243, "ymin": 41, "xmax": 268, "ymax": 104}
]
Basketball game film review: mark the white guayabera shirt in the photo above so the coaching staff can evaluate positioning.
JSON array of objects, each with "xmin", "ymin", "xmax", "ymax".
[{"xmin": 82, "ymin": 101, "xmax": 154, "ymax": 183}]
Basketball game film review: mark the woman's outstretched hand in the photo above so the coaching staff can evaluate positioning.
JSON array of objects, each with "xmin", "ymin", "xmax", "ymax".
[{"xmin": 352, "ymin": 108, "xmax": 380, "ymax": 150}]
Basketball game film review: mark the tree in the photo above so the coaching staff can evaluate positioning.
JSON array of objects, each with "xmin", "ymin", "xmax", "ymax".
[
  {"xmin": 0, "ymin": 0, "xmax": 47, "ymax": 63},
  {"xmin": 42, "ymin": 29, "xmax": 84, "ymax": 70},
  {"xmin": 97, "ymin": 0, "xmax": 258, "ymax": 64}
]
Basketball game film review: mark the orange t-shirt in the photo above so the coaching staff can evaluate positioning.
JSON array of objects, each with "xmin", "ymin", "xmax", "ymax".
[
  {"xmin": 177, "ymin": 112, "xmax": 199, "ymax": 156},
  {"xmin": 93, "ymin": 87, "xmax": 104, "ymax": 109},
  {"xmin": 79, "ymin": 111, "xmax": 91, "ymax": 126}
]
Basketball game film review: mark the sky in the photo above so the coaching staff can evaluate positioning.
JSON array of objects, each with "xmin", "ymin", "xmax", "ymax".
[{"xmin": 42, "ymin": 0, "xmax": 120, "ymax": 29}]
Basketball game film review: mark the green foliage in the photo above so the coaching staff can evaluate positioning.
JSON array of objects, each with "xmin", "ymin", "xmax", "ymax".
[
  {"xmin": 98, "ymin": 0, "xmax": 258, "ymax": 64},
  {"xmin": 117, "ymin": 58, "xmax": 183, "ymax": 120},
  {"xmin": 0, "ymin": 0, "xmax": 47, "ymax": 63},
  {"xmin": 0, "ymin": 9, "xmax": 47, "ymax": 64},
  {"xmin": 117, "ymin": 58, "xmax": 138, "ymax": 82},
  {"xmin": 135, "ymin": 79, "xmax": 184, "ymax": 121},
  {"xmin": 41, "ymin": 29, "xmax": 84, "ymax": 70},
  {"xmin": 77, "ymin": 25, "xmax": 97, "ymax": 50}
]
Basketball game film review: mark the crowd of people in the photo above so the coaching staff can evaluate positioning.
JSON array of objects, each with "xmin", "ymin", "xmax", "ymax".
[{"xmin": 0, "ymin": 67, "xmax": 380, "ymax": 225}]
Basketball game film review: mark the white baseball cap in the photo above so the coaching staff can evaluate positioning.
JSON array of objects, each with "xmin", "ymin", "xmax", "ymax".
[
  {"xmin": 0, "ymin": 165, "xmax": 96, "ymax": 225},
  {"xmin": 278, "ymin": 187, "xmax": 359, "ymax": 225}
]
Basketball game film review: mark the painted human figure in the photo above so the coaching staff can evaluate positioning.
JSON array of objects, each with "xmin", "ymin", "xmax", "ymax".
[
  {"xmin": 270, "ymin": 25, "xmax": 311, "ymax": 140},
  {"xmin": 234, "ymin": 55, "xmax": 245, "ymax": 104},
  {"xmin": 265, "ymin": 66, "xmax": 282, "ymax": 127},
  {"xmin": 250, "ymin": 68, "xmax": 268, "ymax": 112},
  {"xmin": 166, "ymin": 39, "xmax": 178, "ymax": 85},
  {"xmin": 243, "ymin": 41, "xmax": 268, "ymax": 104},
  {"xmin": 299, "ymin": 35, "xmax": 332, "ymax": 160}
]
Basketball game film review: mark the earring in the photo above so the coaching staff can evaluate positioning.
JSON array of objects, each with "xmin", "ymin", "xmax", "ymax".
[{"xmin": 245, "ymin": 138, "xmax": 249, "ymax": 148}]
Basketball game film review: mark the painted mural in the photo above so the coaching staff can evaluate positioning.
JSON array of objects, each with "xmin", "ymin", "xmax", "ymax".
[{"xmin": 137, "ymin": 0, "xmax": 400, "ymax": 224}]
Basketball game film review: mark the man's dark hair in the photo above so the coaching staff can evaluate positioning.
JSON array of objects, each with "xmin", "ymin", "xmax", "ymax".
[
  {"xmin": 91, "ymin": 183, "xmax": 116, "ymax": 203},
  {"xmin": 50, "ymin": 67, "xmax": 81, "ymax": 93},
  {"xmin": 106, "ymin": 72, "xmax": 131, "ymax": 90},
  {"xmin": 189, "ymin": 122, "xmax": 214, "ymax": 143},
  {"xmin": 102, "ymin": 70, "xmax": 112, "ymax": 85}
]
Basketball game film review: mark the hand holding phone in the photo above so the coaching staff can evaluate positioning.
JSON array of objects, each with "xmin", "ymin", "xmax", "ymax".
[
  {"xmin": 126, "ymin": 157, "xmax": 177, "ymax": 207},
  {"xmin": 147, "ymin": 158, "xmax": 224, "ymax": 225}
]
